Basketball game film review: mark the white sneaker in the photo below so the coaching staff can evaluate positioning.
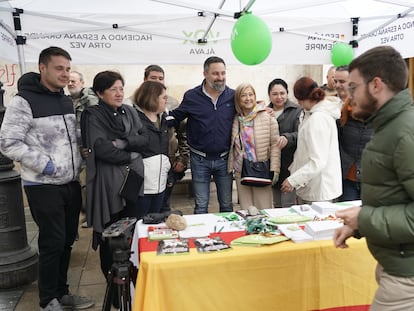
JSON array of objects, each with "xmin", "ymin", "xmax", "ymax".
[
  {"xmin": 61, "ymin": 294, "xmax": 95, "ymax": 310},
  {"xmin": 40, "ymin": 298, "xmax": 63, "ymax": 311}
]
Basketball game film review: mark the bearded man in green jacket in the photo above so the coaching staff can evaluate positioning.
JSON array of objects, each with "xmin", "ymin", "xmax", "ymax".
[{"xmin": 334, "ymin": 45, "xmax": 414, "ymax": 310}]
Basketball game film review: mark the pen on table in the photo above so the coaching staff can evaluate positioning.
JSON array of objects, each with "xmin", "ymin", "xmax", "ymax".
[
  {"xmin": 214, "ymin": 225, "xmax": 217, "ymax": 233},
  {"xmin": 217, "ymin": 226, "xmax": 224, "ymax": 233},
  {"xmin": 189, "ymin": 223, "xmax": 205, "ymax": 227}
]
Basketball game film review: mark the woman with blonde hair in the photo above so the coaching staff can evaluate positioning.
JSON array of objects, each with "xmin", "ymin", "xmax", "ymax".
[{"xmin": 228, "ymin": 83, "xmax": 281, "ymax": 210}]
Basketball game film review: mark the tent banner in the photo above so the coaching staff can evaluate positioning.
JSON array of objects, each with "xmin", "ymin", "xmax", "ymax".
[
  {"xmin": 18, "ymin": 13, "xmax": 353, "ymax": 65},
  {"xmin": 357, "ymin": 16, "xmax": 414, "ymax": 59}
]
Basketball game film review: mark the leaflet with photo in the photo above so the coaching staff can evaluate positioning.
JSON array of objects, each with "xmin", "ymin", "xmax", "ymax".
[
  {"xmin": 194, "ymin": 237, "xmax": 231, "ymax": 253},
  {"xmin": 157, "ymin": 239, "xmax": 190, "ymax": 255}
]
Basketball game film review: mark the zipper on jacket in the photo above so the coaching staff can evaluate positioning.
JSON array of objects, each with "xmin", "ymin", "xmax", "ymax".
[
  {"xmin": 62, "ymin": 114, "xmax": 76, "ymax": 181},
  {"xmin": 158, "ymin": 153, "xmax": 162, "ymax": 193}
]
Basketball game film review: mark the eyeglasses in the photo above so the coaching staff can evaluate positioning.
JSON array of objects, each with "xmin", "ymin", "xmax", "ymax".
[
  {"xmin": 347, "ymin": 83, "xmax": 364, "ymax": 96},
  {"xmin": 348, "ymin": 78, "xmax": 375, "ymax": 97}
]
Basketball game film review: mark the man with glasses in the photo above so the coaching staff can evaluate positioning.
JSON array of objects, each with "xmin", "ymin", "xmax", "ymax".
[
  {"xmin": 335, "ymin": 65, "xmax": 372, "ymax": 201},
  {"xmin": 67, "ymin": 71, "xmax": 98, "ymax": 228},
  {"xmin": 334, "ymin": 46, "xmax": 414, "ymax": 310}
]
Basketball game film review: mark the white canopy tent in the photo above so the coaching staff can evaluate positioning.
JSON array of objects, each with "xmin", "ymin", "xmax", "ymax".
[{"xmin": 1, "ymin": 0, "xmax": 414, "ymax": 71}]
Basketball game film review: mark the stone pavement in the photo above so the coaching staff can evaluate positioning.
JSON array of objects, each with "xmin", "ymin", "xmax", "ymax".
[{"xmin": 0, "ymin": 181, "xmax": 238, "ymax": 311}]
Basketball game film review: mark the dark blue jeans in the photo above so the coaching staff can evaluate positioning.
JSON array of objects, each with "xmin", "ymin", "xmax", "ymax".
[
  {"xmin": 24, "ymin": 182, "xmax": 81, "ymax": 308},
  {"xmin": 340, "ymin": 179, "xmax": 361, "ymax": 201},
  {"xmin": 161, "ymin": 169, "xmax": 185, "ymax": 212},
  {"xmin": 190, "ymin": 152, "xmax": 233, "ymax": 214},
  {"xmin": 136, "ymin": 191, "xmax": 165, "ymax": 219}
]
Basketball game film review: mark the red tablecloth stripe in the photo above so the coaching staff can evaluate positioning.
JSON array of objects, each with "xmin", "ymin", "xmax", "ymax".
[
  {"xmin": 138, "ymin": 230, "xmax": 246, "ymax": 253},
  {"xmin": 313, "ymin": 305, "xmax": 370, "ymax": 311}
]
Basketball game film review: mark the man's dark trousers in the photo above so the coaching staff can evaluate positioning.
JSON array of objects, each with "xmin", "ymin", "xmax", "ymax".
[{"xmin": 24, "ymin": 181, "xmax": 81, "ymax": 308}]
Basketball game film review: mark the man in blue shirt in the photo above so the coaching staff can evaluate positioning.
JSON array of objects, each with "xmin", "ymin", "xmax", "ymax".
[{"xmin": 169, "ymin": 56, "xmax": 235, "ymax": 214}]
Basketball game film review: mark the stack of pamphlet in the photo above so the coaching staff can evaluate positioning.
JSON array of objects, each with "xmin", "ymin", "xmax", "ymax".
[
  {"xmin": 179, "ymin": 223, "xmax": 210, "ymax": 239},
  {"xmin": 148, "ymin": 226, "xmax": 179, "ymax": 241},
  {"xmin": 310, "ymin": 201, "xmax": 340, "ymax": 215},
  {"xmin": 303, "ymin": 220, "xmax": 343, "ymax": 240},
  {"xmin": 277, "ymin": 224, "xmax": 313, "ymax": 243}
]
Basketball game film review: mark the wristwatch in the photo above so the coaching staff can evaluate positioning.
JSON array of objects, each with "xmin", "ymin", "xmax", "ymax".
[{"xmin": 353, "ymin": 229, "xmax": 362, "ymax": 239}]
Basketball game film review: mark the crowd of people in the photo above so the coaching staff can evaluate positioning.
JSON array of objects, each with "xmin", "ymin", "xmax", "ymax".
[{"xmin": 0, "ymin": 45, "xmax": 413, "ymax": 310}]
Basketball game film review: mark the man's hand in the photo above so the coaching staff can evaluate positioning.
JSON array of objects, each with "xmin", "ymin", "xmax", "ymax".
[
  {"xmin": 333, "ymin": 225, "xmax": 354, "ymax": 249},
  {"xmin": 81, "ymin": 148, "xmax": 89, "ymax": 160},
  {"xmin": 272, "ymin": 172, "xmax": 279, "ymax": 186},
  {"xmin": 335, "ymin": 206, "xmax": 362, "ymax": 231},
  {"xmin": 172, "ymin": 161, "xmax": 185, "ymax": 173},
  {"xmin": 281, "ymin": 179, "xmax": 294, "ymax": 193}
]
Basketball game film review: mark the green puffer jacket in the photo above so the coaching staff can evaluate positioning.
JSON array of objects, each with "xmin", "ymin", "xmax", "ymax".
[{"xmin": 359, "ymin": 89, "xmax": 414, "ymax": 277}]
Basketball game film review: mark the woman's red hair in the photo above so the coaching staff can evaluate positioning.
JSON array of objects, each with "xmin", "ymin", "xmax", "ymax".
[{"xmin": 293, "ymin": 77, "xmax": 325, "ymax": 102}]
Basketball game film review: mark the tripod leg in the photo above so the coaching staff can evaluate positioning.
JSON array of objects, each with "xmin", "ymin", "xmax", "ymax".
[
  {"xmin": 129, "ymin": 261, "xmax": 138, "ymax": 287},
  {"xmin": 117, "ymin": 270, "xmax": 132, "ymax": 311},
  {"xmin": 102, "ymin": 271, "xmax": 114, "ymax": 311}
]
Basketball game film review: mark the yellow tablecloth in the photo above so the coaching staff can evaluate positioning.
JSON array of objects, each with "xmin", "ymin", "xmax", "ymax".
[{"xmin": 133, "ymin": 237, "xmax": 377, "ymax": 311}]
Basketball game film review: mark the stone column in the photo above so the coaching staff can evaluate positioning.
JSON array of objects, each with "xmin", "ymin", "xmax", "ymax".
[{"xmin": 0, "ymin": 81, "xmax": 38, "ymax": 289}]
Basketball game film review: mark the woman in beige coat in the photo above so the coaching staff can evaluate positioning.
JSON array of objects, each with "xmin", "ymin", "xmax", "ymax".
[{"xmin": 228, "ymin": 83, "xmax": 281, "ymax": 210}]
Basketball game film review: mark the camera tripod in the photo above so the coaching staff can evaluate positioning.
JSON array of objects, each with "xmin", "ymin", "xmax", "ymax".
[{"xmin": 102, "ymin": 248, "xmax": 138, "ymax": 311}]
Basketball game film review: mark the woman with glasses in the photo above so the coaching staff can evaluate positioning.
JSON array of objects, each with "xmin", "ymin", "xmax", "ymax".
[{"xmin": 81, "ymin": 70, "xmax": 148, "ymax": 308}]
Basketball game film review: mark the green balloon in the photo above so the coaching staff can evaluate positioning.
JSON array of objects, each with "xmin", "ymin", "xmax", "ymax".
[
  {"xmin": 231, "ymin": 13, "xmax": 272, "ymax": 65},
  {"xmin": 331, "ymin": 43, "xmax": 354, "ymax": 66}
]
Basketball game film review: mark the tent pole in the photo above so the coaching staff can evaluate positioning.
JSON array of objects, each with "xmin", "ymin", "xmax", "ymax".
[
  {"xmin": 357, "ymin": 7, "xmax": 414, "ymax": 43},
  {"xmin": 198, "ymin": 0, "xmax": 226, "ymax": 44},
  {"xmin": 150, "ymin": 0, "xmax": 233, "ymax": 18},
  {"xmin": 242, "ymin": 0, "xmax": 256, "ymax": 12},
  {"xmin": 13, "ymin": 9, "xmax": 26, "ymax": 75}
]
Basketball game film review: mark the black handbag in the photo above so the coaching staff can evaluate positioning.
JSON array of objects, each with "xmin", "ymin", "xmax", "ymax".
[
  {"xmin": 238, "ymin": 121, "xmax": 272, "ymax": 187},
  {"xmin": 240, "ymin": 158, "xmax": 272, "ymax": 187},
  {"xmin": 119, "ymin": 166, "xmax": 144, "ymax": 203}
]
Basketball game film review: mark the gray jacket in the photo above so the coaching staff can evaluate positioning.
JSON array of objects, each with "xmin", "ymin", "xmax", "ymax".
[{"xmin": 0, "ymin": 72, "xmax": 81, "ymax": 184}]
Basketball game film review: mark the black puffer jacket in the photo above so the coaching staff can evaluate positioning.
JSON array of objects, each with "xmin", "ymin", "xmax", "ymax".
[
  {"xmin": 136, "ymin": 109, "xmax": 171, "ymax": 194},
  {"xmin": 338, "ymin": 117, "xmax": 372, "ymax": 181},
  {"xmin": 268, "ymin": 99, "xmax": 302, "ymax": 186}
]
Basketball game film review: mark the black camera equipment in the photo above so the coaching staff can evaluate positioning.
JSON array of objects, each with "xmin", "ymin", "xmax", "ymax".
[
  {"xmin": 142, "ymin": 209, "xmax": 183, "ymax": 224},
  {"xmin": 102, "ymin": 217, "xmax": 138, "ymax": 311}
]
